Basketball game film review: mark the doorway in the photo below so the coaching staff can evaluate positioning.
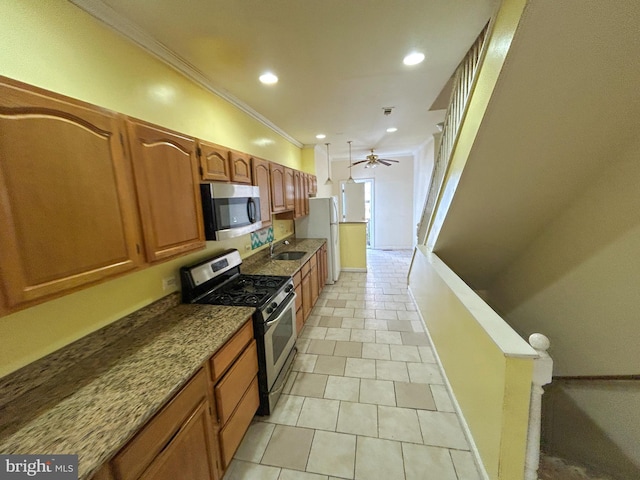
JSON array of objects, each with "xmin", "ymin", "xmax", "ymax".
[{"xmin": 340, "ymin": 178, "xmax": 374, "ymax": 248}]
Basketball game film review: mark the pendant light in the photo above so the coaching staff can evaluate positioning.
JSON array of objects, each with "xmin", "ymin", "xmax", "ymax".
[
  {"xmin": 347, "ymin": 140, "xmax": 356, "ymax": 183},
  {"xmin": 324, "ymin": 143, "xmax": 333, "ymax": 185}
]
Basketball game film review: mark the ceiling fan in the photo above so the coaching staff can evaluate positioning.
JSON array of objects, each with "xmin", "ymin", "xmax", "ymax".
[{"xmin": 352, "ymin": 149, "xmax": 399, "ymax": 168}]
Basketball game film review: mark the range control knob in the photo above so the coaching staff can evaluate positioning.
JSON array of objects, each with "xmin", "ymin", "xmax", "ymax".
[
  {"xmin": 285, "ymin": 284, "xmax": 294, "ymax": 293},
  {"xmin": 266, "ymin": 302, "xmax": 278, "ymax": 314}
]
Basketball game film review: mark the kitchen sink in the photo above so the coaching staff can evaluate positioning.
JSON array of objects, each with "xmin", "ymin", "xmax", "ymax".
[{"xmin": 272, "ymin": 251, "xmax": 307, "ymax": 261}]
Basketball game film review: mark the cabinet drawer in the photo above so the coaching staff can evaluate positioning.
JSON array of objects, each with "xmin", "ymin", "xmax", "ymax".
[
  {"xmin": 112, "ymin": 368, "xmax": 208, "ymax": 480},
  {"xmin": 219, "ymin": 376, "xmax": 260, "ymax": 469},
  {"xmin": 214, "ymin": 340, "xmax": 258, "ymax": 425},
  {"xmin": 211, "ymin": 320, "xmax": 253, "ymax": 382},
  {"xmin": 310, "ymin": 253, "xmax": 317, "ymax": 269}
]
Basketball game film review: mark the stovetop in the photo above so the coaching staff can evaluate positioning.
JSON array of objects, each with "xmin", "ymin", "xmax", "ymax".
[{"xmin": 199, "ymin": 274, "xmax": 290, "ymax": 308}]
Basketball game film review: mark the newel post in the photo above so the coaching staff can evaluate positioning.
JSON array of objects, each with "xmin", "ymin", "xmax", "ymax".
[{"xmin": 525, "ymin": 333, "xmax": 553, "ymax": 480}]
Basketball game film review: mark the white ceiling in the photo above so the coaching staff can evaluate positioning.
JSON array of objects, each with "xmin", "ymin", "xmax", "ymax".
[{"xmin": 71, "ymin": 0, "xmax": 497, "ymax": 160}]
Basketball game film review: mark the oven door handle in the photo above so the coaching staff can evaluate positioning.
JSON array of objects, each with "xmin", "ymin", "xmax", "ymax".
[{"xmin": 264, "ymin": 292, "xmax": 296, "ymax": 328}]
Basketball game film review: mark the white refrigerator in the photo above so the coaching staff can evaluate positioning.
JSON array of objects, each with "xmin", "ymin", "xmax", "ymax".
[{"xmin": 295, "ymin": 196, "xmax": 341, "ymax": 284}]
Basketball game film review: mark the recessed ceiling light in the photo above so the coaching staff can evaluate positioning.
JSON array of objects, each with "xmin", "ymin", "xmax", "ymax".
[
  {"xmin": 315, "ymin": 134, "xmax": 326, "ymax": 139},
  {"xmin": 403, "ymin": 52, "xmax": 425, "ymax": 66},
  {"xmin": 259, "ymin": 72, "xmax": 278, "ymax": 84},
  {"xmin": 386, "ymin": 127, "xmax": 398, "ymax": 133}
]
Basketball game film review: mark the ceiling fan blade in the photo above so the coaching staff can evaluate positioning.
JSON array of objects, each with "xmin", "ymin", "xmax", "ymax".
[
  {"xmin": 379, "ymin": 158, "xmax": 399, "ymax": 163},
  {"xmin": 352, "ymin": 160, "xmax": 368, "ymax": 165},
  {"xmin": 378, "ymin": 160, "xmax": 392, "ymax": 166}
]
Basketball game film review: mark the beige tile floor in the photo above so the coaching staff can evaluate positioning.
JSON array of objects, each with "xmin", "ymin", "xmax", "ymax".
[{"xmin": 224, "ymin": 249, "xmax": 481, "ymax": 480}]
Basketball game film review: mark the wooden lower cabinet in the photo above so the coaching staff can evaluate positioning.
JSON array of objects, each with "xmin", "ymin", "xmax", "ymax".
[
  {"xmin": 111, "ymin": 369, "xmax": 218, "ymax": 480},
  {"xmin": 102, "ymin": 318, "xmax": 258, "ymax": 480},
  {"xmin": 218, "ymin": 377, "xmax": 259, "ymax": 468},
  {"xmin": 310, "ymin": 253, "xmax": 319, "ymax": 307},
  {"xmin": 295, "ymin": 243, "xmax": 329, "ymax": 336},
  {"xmin": 139, "ymin": 402, "xmax": 218, "ymax": 480},
  {"xmin": 210, "ymin": 324, "xmax": 259, "ymax": 471},
  {"xmin": 301, "ymin": 264, "xmax": 312, "ymax": 321}
]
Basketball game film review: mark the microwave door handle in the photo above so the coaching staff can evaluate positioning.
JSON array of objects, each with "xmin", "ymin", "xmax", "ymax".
[{"xmin": 247, "ymin": 197, "xmax": 256, "ymax": 223}]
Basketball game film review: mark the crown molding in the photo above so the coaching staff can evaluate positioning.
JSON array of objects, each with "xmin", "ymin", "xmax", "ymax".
[{"xmin": 68, "ymin": 0, "xmax": 303, "ymax": 148}]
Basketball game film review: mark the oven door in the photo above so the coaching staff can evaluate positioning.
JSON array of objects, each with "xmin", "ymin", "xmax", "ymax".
[{"xmin": 263, "ymin": 292, "xmax": 297, "ymax": 390}]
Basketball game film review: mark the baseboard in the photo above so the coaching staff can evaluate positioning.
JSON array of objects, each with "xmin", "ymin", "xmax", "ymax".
[
  {"xmin": 340, "ymin": 267, "xmax": 367, "ymax": 272},
  {"xmin": 408, "ymin": 286, "xmax": 491, "ymax": 480}
]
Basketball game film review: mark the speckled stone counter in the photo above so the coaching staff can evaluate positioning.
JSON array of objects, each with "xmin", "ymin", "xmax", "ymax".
[
  {"xmin": 242, "ymin": 237, "xmax": 327, "ymax": 276},
  {"xmin": 0, "ymin": 293, "xmax": 254, "ymax": 480}
]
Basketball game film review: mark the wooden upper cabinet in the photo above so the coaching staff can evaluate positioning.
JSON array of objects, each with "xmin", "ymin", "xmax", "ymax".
[
  {"xmin": 0, "ymin": 77, "xmax": 142, "ymax": 311},
  {"xmin": 229, "ymin": 150, "xmax": 251, "ymax": 184},
  {"xmin": 198, "ymin": 141, "xmax": 231, "ymax": 182},
  {"xmin": 270, "ymin": 163, "xmax": 286, "ymax": 213},
  {"xmin": 251, "ymin": 157, "xmax": 271, "ymax": 227},
  {"xmin": 303, "ymin": 173, "xmax": 310, "ymax": 215},
  {"xmin": 284, "ymin": 167, "xmax": 295, "ymax": 211},
  {"xmin": 293, "ymin": 170, "xmax": 304, "ymax": 219},
  {"xmin": 125, "ymin": 119, "xmax": 205, "ymax": 263}
]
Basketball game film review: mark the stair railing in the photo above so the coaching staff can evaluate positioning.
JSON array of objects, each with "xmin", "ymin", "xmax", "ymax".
[
  {"xmin": 416, "ymin": 23, "xmax": 489, "ymax": 245},
  {"xmin": 525, "ymin": 333, "xmax": 554, "ymax": 480}
]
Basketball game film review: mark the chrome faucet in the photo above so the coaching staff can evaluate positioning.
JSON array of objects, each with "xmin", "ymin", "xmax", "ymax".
[{"xmin": 270, "ymin": 239, "xmax": 290, "ymax": 258}]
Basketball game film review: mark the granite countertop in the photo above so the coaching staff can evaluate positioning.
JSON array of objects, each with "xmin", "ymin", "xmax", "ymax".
[
  {"xmin": 0, "ymin": 237, "xmax": 327, "ymax": 479},
  {"xmin": 0, "ymin": 293, "xmax": 254, "ymax": 480},
  {"xmin": 242, "ymin": 237, "xmax": 327, "ymax": 276}
]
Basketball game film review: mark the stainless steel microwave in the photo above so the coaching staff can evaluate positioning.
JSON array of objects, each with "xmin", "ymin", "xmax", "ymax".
[{"xmin": 200, "ymin": 183, "xmax": 262, "ymax": 240}]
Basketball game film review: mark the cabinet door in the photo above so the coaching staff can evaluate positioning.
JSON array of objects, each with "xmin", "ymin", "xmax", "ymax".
[
  {"xmin": 270, "ymin": 163, "xmax": 286, "ymax": 213},
  {"xmin": 126, "ymin": 119, "xmax": 205, "ymax": 262},
  {"xmin": 301, "ymin": 268, "xmax": 311, "ymax": 320},
  {"xmin": 284, "ymin": 167, "xmax": 295, "ymax": 211},
  {"xmin": 198, "ymin": 141, "xmax": 230, "ymax": 182},
  {"xmin": 229, "ymin": 150, "xmax": 251, "ymax": 184},
  {"xmin": 251, "ymin": 157, "xmax": 272, "ymax": 227},
  {"xmin": 310, "ymin": 175, "xmax": 318, "ymax": 195},
  {"xmin": 294, "ymin": 170, "xmax": 304, "ymax": 219},
  {"xmin": 310, "ymin": 254, "xmax": 319, "ymax": 307},
  {"xmin": 0, "ymin": 78, "xmax": 142, "ymax": 310},
  {"xmin": 303, "ymin": 173, "xmax": 310, "ymax": 215},
  {"xmin": 139, "ymin": 402, "xmax": 219, "ymax": 480}
]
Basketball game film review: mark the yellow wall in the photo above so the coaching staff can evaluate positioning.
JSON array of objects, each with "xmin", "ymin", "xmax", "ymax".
[
  {"xmin": 0, "ymin": 0, "xmax": 300, "ymax": 377},
  {"xmin": 301, "ymin": 147, "xmax": 317, "ymax": 175},
  {"xmin": 409, "ymin": 247, "xmax": 534, "ymax": 480},
  {"xmin": 338, "ymin": 223, "xmax": 367, "ymax": 271}
]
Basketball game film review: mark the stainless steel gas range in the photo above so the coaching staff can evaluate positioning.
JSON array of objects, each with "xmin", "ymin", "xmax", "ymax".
[{"xmin": 180, "ymin": 249, "xmax": 297, "ymax": 415}]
